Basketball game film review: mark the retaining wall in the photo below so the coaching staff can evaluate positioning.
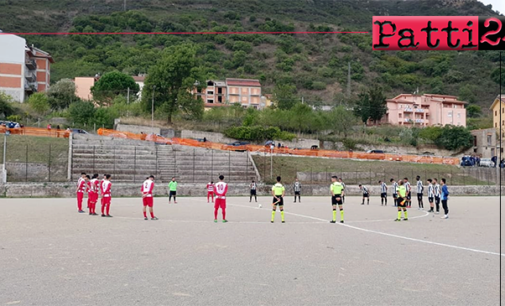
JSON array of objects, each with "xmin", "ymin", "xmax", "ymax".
[{"xmin": 1, "ymin": 183, "xmax": 503, "ymax": 198}]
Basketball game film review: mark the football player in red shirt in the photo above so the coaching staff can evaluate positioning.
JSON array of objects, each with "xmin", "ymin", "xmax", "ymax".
[
  {"xmin": 206, "ymin": 181, "xmax": 215, "ymax": 203},
  {"xmin": 214, "ymin": 175, "xmax": 228, "ymax": 223},
  {"xmin": 100, "ymin": 174, "xmax": 113, "ymax": 217},
  {"xmin": 76, "ymin": 172, "xmax": 87, "ymax": 213},
  {"xmin": 142, "ymin": 175, "xmax": 158, "ymax": 220}
]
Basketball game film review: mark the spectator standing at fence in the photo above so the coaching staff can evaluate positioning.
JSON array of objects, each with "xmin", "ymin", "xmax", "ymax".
[
  {"xmin": 433, "ymin": 178, "xmax": 441, "ymax": 214},
  {"xmin": 250, "ymin": 180, "xmax": 257, "ymax": 202},
  {"xmin": 339, "ymin": 178, "xmax": 346, "ymax": 203},
  {"xmin": 427, "ymin": 179, "xmax": 435, "ymax": 213},
  {"xmin": 271, "ymin": 176, "xmax": 286, "ymax": 223},
  {"xmin": 416, "ymin": 176, "xmax": 424, "ymax": 210},
  {"xmin": 88, "ymin": 174, "xmax": 99, "ymax": 215},
  {"xmin": 47, "ymin": 124, "xmax": 51, "ymax": 131},
  {"xmin": 440, "ymin": 178, "xmax": 450, "ymax": 219},
  {"xmin": 390, "ymin": 178, "xmax": 398, "ymax": 207},
  {"xmin": 206, "ymin": 181, "xmax": 215, "ymax": 203},
  {"xmin": 293, "ymin": 178, "xmax": 302, "ymax": 203},
  {"xmin": 404, "ymin": 178, "xmax": 412, "ymax": 208},
  {"xmin": 394, "ymin": 180, "xmax": 408, "ymax": 222},
  {"xmin": 214, "ymin": 175, "xmax": 228, "ymax": 223},
  {"xmin": 379, "ymin": 180, "xmax": 388, "ymax": 206},
  {"xmin": 76, "ymin": 172, "xmax": 87, "ymax": 213},
  {"xmin": 359, "ymin": 184, "xmax": 369, "ymax": 205},
  {"xmin": 100, "ymin": 174, "xmax": 113, "ymax": 217},
  {"xmin": 142, "ymin": 175, "xmax": 158, "ymax": 220},
  {"xmin": 168, "ymin": 177, "xmax": 178, "ymax": 204},
  {"xmin": 330, "ymin": 176, "xmax": 344, "ymax": 223}
]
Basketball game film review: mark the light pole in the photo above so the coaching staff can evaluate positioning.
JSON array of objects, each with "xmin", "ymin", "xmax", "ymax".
[
  {"xmin": 151, "ymin": 85, "xmax": 155, "ymax": 129},
  {"xmin": 270, "ymin": 145, "xmax": 273, "ymax": 179},
  {"xmin": 3, "ymin": 130, "xmax": 10, "ymax": 183}
]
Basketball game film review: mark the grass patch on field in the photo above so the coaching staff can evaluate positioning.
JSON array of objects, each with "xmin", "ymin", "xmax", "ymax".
[
  {"xmin": 0, "ymin": 135, "xmax": 69, "ymax": 164},
  {"xmin": 253, "ymin": 155, "xmax": 489, "ymax": 186}
]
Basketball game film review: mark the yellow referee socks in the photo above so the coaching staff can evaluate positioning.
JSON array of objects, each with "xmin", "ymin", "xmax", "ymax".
[
  {"xmin": 281, "ymin": 211, "xmax": 285, "ymax": 222},
  {"xmin": 271, "ymin": 210, "xmax": 276, "ymax": 222}
]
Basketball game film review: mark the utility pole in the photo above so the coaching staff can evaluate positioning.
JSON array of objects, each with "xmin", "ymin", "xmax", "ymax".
[
  {"xmin": 127, "ymin": 87, "xmax": 130, "ymax": 104},
  {"xmin": 347, "ymin": 62, "xmax": 351, "ymax": 99},
  {"xmin": 151, "ymin": 85, "xmax": 155, "ymax": 129},
  {"xmin": 123, "ymin": 0, "xmax": 126, "ymax": 11}
]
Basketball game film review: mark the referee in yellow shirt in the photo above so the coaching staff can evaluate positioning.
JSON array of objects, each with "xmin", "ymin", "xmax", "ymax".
[
  {"xmin": 330, "ymin": 176, "xmax": 345, "ymax": 223},
  {"xmin": 271, "ymin": 176, "xmax": 286, "ymax": 223}
]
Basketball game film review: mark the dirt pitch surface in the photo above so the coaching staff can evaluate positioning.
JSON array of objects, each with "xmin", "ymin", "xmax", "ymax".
[{"xmin": 1, "ymin": 196, "xmax": 504, "ymax": 305}]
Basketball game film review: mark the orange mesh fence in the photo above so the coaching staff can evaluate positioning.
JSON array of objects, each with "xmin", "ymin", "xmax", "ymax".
[
  {"xmin": 0, "ymin": 126, "xmax": 70, "ymax": 138},
  {"xmin": 97, "ymin": 128, "xmax": 460, "ymax": 165}
]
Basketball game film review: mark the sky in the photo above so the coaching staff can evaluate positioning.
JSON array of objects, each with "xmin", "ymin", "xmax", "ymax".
[{"xmin": 479, "ymin": 0, "xmax": 505, "ymax": 15}]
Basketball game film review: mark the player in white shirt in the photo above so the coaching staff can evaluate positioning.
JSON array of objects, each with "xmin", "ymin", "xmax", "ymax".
[
  {"xmin": 141, "ymin": 175, "xmax": 158, "ymax": 220},
  {"xmin": 416, "ymin": 175, "xmax": 424, "ymax": 210},
  {"xmin": 390, "ymin": 178, "xmax": 398, "ymax": 207},
  {"xmin": 427, "ymin": 179, "xmax": 435, "ymax": 213}
]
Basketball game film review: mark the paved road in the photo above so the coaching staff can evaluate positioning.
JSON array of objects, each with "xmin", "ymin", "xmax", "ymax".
[{"xmin": 0, "ymin": 196, "xmax": 503, "ymax": 305}]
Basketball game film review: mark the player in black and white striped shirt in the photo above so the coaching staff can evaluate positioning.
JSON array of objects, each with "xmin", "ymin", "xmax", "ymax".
[
  {"xmin": 379, "ymin": 180, "xmax": 388, "ymax": 206},
  {"xmin": 416, "ymin": 175, "xmax": 424, "ymax": 210},
  {"xmin": 359, "ymin": 184, "xmax": 369, "ymax": 205},
  {"xmin": 433, "ymin": 178, "xmax": 441, "ymax": 214},
  {"xmin": 390, "ymin": 178, "xmax": 398, "ymax": 207},
  {"xmin": 403, "ymin": 178, "xmax": 411, "ymax": 208},
  {"xmin": 339, "ymin": 178, "xmax": 346, "ymax": 204},
  {"xmin": 427, "ymin": 178, "xmax": 435, "ymax": 213}
]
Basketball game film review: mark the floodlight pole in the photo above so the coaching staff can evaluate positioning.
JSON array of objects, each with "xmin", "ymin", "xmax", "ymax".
[{"xmin": 151, "ymin": 85, "xmax": 155, "ymax": 129}]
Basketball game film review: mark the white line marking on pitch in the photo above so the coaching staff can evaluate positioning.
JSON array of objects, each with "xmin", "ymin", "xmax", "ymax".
[{"xmin": 230, "ymin": 204, "xmax": 504, "ymax": 257}]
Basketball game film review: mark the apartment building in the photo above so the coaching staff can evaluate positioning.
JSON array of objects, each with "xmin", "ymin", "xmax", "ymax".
[
  {"xmin": 74, "ymin": 74, "xmax": 144, "ymax": 101},
  {"xmin": 0, "ymin": 34, "xmax": 53, "ymax": 102},
  {"xmin": 490, "ymin": 94, "xmax": 505, "ymax": 133},
  {"xmin": 381, "ymin": 94, "xmax": 467, "ymax": 127},
  {"xmin": 194, "ymin": 78, "xmax": 263, "ymax": 110}
]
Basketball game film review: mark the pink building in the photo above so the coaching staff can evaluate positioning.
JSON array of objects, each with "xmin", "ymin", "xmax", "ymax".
[
  {"xmin": 381, "ymin": 94, "xmax": 467, "ymax": 127},
  {"xmin": 194, "ymin": 78, "xmax": 262, "ymax": 109},
  {"xmin": 74, "ymin": 77, "xmax": 97, "ymax": 100}
]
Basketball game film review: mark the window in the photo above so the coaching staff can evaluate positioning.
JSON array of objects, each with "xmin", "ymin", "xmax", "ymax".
[
  {"xmin": 448, "ymin": 112, "xmax": 452, "ymax": 117},
  {"xmin": 207, "ymin": 99, "xmax": 214, "ymax": 104},
  {"xmin": 473, "ymin": 136, "xmax": 477, "ymax": 146},
  {"xmin": 487, "ymin": 135, "xmax": 492, "ymax": 146},
  {"xmin": 496, "ymin": 122, "xmax": 498, "ymax": 127},
  {"xmin": 207, "ymin": 91, "xmax": 214, "ymax": 95},
  {"xmin": 503, "ymin": 108, "xmax": 504, "ymax": 114},
  {"xmin": 496, "ymin": 110, "xmax": 498, "ymax": 116},
  {"xmin": 218, "ymin": 88, "xmax": 222, "ymax": 94},
  {"xmin": 457, "ymin": 113, "xmax": 461, "ymax": 118},
  {"xmin": 218, "ymin": 96, "xmax": 222, "ymax": 103},
  {"xmin": 399, "ymin": 113, "xmax": 402, "ymax": 118}
]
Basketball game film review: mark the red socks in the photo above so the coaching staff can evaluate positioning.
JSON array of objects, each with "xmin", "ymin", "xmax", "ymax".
[
  {"xmin": 150, "ymin": 212, "xmax": 154, "ymax": 218},
  {"xmin": 143, "ymin": 211, "xmax": 147, "ymax": 218},
  {"xmin": 106, "ymin": 203, "xmax": 110, "ymax": 215},
  {"xmin": 222, "ymin": 208, "xmax": 226, "ymax": 220},
  {"xmin": 214, "ymin": 208, "xmax": 218, "ymax": 219}
]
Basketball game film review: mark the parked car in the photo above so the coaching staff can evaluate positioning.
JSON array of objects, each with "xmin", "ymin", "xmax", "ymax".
[
  {"xmin": 460, "ymin": 156, "xmax": 475, "ymax": 167},
  {"xmin": 70, "ymin": 128, "xmax": 89, "ymax": 134},
  {"xmin": 479, "ymin": 158, "xmax": 494, "ymax": 168},
  {"xmin": 366, "ymin": 149, "xmax": 385, "ymax": 154},
  {"xmin": 226, "ymin": 141, "xmax": 249, "ymax": 146}
]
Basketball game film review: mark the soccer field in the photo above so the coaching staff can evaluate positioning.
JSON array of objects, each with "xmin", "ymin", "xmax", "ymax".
[{"xmin": 0, "ymin": 196, "xmax": 503, "ymax": 305}]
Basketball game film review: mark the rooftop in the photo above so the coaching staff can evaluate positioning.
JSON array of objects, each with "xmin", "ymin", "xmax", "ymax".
[{"xmin": 225, "ymin": 78, "xmax": 261, "ymax": 87}]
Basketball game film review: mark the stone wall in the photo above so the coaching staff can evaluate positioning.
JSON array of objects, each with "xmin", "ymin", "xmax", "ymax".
[
  {"xmin": 1, "ymin": 183, "xmax": 503, "ymax": 197},
  {"xmin": 180, "ymin": 130, "xmax": 236, "ymax": 143},
  {"xmin": 6, "ymin": 162, "xmax": 67, "ymax": 182},
  {"xmin": 116, "ymin": 124, "xmax": 161, "ymax": 135}
]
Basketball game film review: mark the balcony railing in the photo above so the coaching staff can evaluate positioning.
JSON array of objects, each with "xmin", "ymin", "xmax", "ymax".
[
  {"xmin": 404, "ymin": 107, "xmax": 413, "ymax": 112},
  {"xmin": 25, "ymin": 58, "xmax": 36, "ymax": 69},
  {"xmin": 25, "ymin": 70, "xmax": 36, "ymax": 82},
  {"xmin": 24, "ymin": 83, "xmax": 37, "ymax": 92}
]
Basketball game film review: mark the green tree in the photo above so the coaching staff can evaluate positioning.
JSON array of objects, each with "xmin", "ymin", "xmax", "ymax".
[
  {"xmin": 368, "ymin": 85, "xmax": 387, "ymax": 124},
  {"xmin": 328, "ymin": 105, "xmax": 357, "ymax": 137},
  {"xmin": 68, "ymin": 101, "xmax": 95, "ymax": 126},
  {"xmin": 27, "ymin": 93, "xmax": 50, "ymax": 117},
  {"xmin": 0, "ymin": 92, "xmax": 15, "ymax": 119},
  {"xmin": 142, "ymin": 44, "xmax": 205, "ymax": 123},
  {"xmin": 353, "ymin": 91, "xmax": 371, "ymax": 124},
  {"xmin": 47, "ymin": 79, "xmax": 80, "ymax": 110},
  {"xmin": 458, "ymin": 85, "xmax": 476, "ymax": 103},
  {"xmin": 491, "ymin": 67, "xmax": 505, "ymax": 86},
  {"xmin": 466, "ymin": 104, "xmax": 482, "ymax": 118},
  {"xmin": 273, "ymin": 83, "xmax": 298, "ymax": 110},
  {"xmin": 435, "ymin": 125, "xmax": 473, "ymax": 151},
  {"xmin": 91, "ymin": 71, "xmax": 139, "ymax": 105}
]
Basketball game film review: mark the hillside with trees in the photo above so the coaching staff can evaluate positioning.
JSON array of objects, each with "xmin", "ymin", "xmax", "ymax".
[{"xmin": 0, "ymin": 0, "xmax": 502, "ymax": 109}]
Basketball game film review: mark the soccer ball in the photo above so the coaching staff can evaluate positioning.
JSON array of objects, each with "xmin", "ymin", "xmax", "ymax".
[{"xmin": 258, "ymin": 204, "xmax": 262, "ymax": 208}]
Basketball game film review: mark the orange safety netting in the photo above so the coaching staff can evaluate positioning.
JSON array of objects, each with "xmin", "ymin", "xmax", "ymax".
[
  {"xmin": 0, "ymin": 126, "xmax": 70, "ymax": 138},
  {"xmin": 97, "ymin": 128, "xmax": 460, "ymax": 165}
]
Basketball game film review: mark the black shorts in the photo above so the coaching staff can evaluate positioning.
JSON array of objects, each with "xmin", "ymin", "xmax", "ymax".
[
  {"xmin": 406, "ymin": 194, "xmax": 411, "ymax": 200},
  {"xmin": 250, "ymin": 190, "xmax": 256, "ymax": 195},
  {"xmin": 417, "ymin": 193, "xmax": 423, "ymax": 201},
  {"xmin": 428, "ymin": 197, "xmax": 434, "ymax": 203},
  {"xmin": 381, "ymin": 192, "xmax": 387, "ymax": 198},
  {"xmin": 294, "ymin": 191, "xmax": 300, "ymax": 195},
  {"xmin": 393, "ymin": 194, "xmax": 398, "ymax": 199},
  {"xmin": 272, "ymin": 196, "xmax": 284, "ymax": 206},
  {"xmin": 169, "ymin": 191, "xmax": 177, "ymax": 196},
  {"xmin": 363, "ymin": 193, "xmax": 369, "ymax": 198},
  {"xmin": 332, "ymin": 195, "xmax": 343, "ymax": 205},
  {"xmin": 397, "ymin": 197, "xmax": 406, "ymax": 207},
  {"xmin": 435, "ymin": 196, "xmax": 440, "ymax": 204}
]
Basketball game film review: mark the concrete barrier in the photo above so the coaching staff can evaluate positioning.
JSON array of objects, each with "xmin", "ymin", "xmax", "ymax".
[{"xmin": 1, "ymin": 183, "xmax": 503, "ymax": 198}]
